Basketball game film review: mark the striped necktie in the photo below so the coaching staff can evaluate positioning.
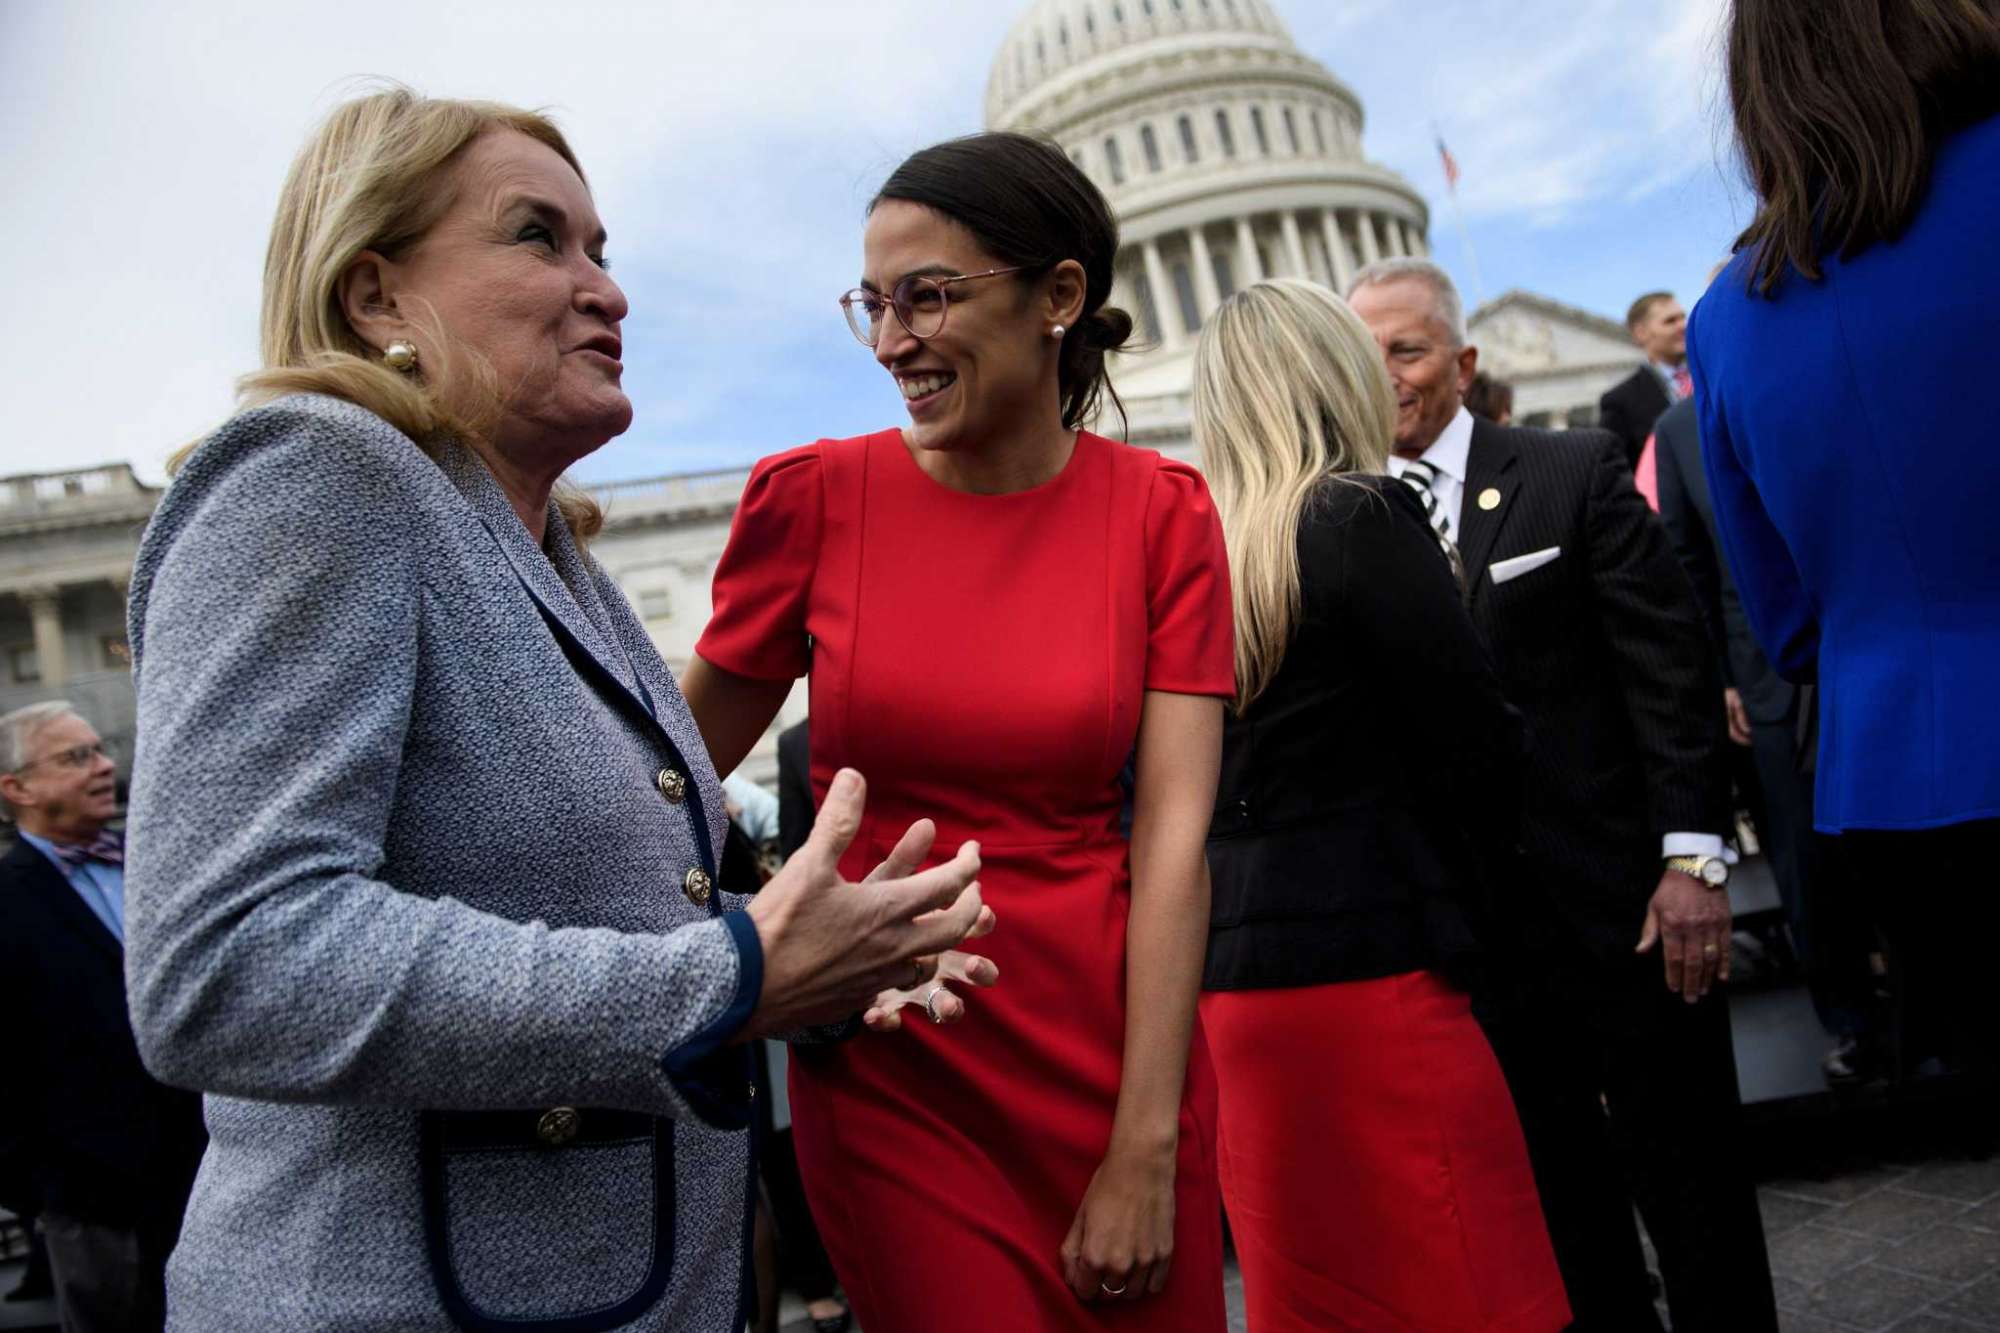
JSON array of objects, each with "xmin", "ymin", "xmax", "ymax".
[
  {"xmin": 1397, "ymin": 460, "xmax": 1467, "ymax": 586},
  {"xmin": 1398, "ymin": 459, "xmax": 1452, "ymax": 544}
]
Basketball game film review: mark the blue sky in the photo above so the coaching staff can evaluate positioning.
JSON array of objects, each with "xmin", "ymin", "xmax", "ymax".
[{"xmin": 0, "ymin": 0, "xmax": 1752, "ymax": 485}]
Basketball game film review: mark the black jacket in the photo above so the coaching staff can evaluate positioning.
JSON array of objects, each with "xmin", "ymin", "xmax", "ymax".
[
  {"xmin": 1204, "ymin": 476, "xmax": 1523, "ymax": 992},
  {"xmin": 0, "ymin": 836, "xmax": 206, "ymax": 1229},
  {"xmin": 1652, "ymin": 397, "xmax": 1795, "ymax": 724},
  {"xmin": 1457, "ymin": 419, "xmax": 1730, "ymax": 963},
  {"xmin": 1597, "ymin": 365, "xmax": 1672, "ymax": 468}
]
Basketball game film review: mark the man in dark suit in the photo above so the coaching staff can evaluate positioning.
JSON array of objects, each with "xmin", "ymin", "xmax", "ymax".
[
  {"xmin": 0, "ymin": 703, "xmax": 206, "ymax": 1333},
  {"xmin": 1349, "ymin": 260, "xmax": 1775, "ymax": 1333},
  {"xmin": 1653, "ymin": 397, "xmax": 1882, "ymax": 1079},
  {"xmin": 1598, "ymin": 291, "xmax": 1688, "ymax": 467}
]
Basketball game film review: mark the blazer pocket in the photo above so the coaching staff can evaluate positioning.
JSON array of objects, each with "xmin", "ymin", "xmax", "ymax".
[
  {"xmin": 420, "ymin": 1110, "xmax": 676, "ymax": 1333},
  {"xmin": 1489, "ymin": 545, "xmax": 1562, "ymax": 586}
]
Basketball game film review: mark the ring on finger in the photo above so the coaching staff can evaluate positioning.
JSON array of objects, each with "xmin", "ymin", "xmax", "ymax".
[
  {"xmin": 1100, "ymin": 1280, "xmax": 1127, "ymax": 1296},
  {"xmin": 923, "ymin": 984, "xmax": 949, "ymax": 1025}
]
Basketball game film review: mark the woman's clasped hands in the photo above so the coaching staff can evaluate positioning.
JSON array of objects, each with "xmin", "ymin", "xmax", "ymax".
[{"xmin": 743, "ymin": 767, "xmax": 995, "ymax": 1037}]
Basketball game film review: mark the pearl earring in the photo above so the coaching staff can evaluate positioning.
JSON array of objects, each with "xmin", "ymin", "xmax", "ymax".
[
  {"xmin": 1051, "ymin": 324, "xmax": 1066, "ymax": 339},
  {"xmin": 383, "ymin": 341, "xmax": 419, "ymax": 373}
]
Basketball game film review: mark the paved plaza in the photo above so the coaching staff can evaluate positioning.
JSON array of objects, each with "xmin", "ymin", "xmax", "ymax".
[
  {"xmin": 5, "ymin": 1119, "xmax": 1994, "ymax": 1331},
  {"xmin": 764, "ymin": 1127, "xmax": 2000, "ymax": 1332}
]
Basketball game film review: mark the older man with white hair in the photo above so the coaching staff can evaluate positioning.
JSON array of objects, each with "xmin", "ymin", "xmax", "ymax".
[
  {"xmin": 1347, "ymin": 259, "xmax": 1775, "ymax": 1333},
  {"xmin": 0, "ymin": 703, "xmax": 205, "ymax": 1333}
]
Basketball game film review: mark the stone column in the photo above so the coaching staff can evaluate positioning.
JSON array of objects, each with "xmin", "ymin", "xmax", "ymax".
[
  {"xmin": 23, "ymin": 586, "xmax": 67, "ymax": 688},
  {"xmin": 1141, "ymin": 238, "xmax": 1184, "ymax": 349},
  {"xmin": 1278, "ymin": 210, "xmax": 1308, "ymax": 279},
  {"xmin": 1387, "ymin": 219, "xmax": 1410, "ymax": 258},
  {"xmin": 1187, "ymin": 225, "xmax": 1222, "ymax": 321},
  {"xmin": 1408, "ymin": 225, "xmax": 1429, "ymax": 257},
  {"xmin": 1321, "ymin": 209, "xmax": 1353, "ymax": 293},
  {"xmin": 1234, "ymin": 216, "xmax": 1264, "ymax": 282},
  {"xmin": 1357, "ymin": 211, "xmax": 1382, "ymax": 265}
]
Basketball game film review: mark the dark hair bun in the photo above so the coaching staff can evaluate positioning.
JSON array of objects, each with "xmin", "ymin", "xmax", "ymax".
[{"xmin": 1080, "ymin": 306, "xmax": 1134, "ymax": 354}]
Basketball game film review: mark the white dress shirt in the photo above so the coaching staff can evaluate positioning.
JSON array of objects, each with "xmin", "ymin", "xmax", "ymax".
[
  {"xmin": 1385, "ymin": 405, "xmax": 1475, "ymax": 538},
  {"xmin": 1390, "ymin": 405, "xmax": 1729, "ymax": 868}
]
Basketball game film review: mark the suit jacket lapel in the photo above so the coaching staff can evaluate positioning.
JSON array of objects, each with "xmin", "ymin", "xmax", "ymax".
[
  {"xmin": 437, "ymin": 443, "xmax": 648, "ymax": 712},
  {"xmin": 1457, "ymin": 418, "xmax": 1520, "ymax": 607},
  {"xmin": 8, "ymin": 839, "xmax": 122, "ymax": 963}
]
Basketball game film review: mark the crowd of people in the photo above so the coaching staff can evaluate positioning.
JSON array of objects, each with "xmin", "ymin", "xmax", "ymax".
[{"xmin": 2, "ymin": 0, "xmax": 1996, "ymax": 1331}]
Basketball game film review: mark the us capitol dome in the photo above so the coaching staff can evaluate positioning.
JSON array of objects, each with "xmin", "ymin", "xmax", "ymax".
[{"xmin": 986, "ymin": 0, "xmax": 1432, "ymax": 453}]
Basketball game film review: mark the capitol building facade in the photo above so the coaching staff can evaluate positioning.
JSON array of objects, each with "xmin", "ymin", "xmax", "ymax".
[
  {"xmin": 986, "ymin": 0, "xmax": 1432, "ymax": 452},
  {"xmin": 2, "ymin": 0, "xmax": 1641, "ymax": 786}
]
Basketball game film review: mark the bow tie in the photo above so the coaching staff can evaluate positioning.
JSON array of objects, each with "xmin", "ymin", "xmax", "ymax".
[{"xmin": 46, "ymin": 829, "xmax": 125, "ymax": 873}]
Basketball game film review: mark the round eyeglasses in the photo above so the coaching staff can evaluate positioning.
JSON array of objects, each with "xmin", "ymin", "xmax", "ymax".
[{"xmin": 839, "ymin": 267, "xmax": 1029, "ymax": 347}]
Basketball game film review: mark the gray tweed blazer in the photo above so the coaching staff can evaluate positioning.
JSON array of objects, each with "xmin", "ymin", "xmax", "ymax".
[{"xmin": 125, "ymin": 394, "xmax": 761, "ymax": 1332}]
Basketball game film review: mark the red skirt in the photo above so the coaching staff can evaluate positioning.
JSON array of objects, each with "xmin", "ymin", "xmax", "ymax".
[{"xmin": 1200, "ymin": 972, "xmax": 1570, "ymax": 1333}]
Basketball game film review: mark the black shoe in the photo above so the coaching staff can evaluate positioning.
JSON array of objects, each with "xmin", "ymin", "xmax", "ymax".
[{"xmin": 811, "ymin": 1312, "xmax": 852, "ymax": 1333}]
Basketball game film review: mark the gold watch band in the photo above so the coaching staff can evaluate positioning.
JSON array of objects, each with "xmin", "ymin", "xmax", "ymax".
[{"xmin": 1666, "ymin": 854, "xmax": 1729, "ymax": 887}]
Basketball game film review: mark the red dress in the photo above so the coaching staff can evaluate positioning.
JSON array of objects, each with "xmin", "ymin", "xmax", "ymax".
[{"xmin": 698, "ymin": 429, "xmax": 1234, "ymax": 1333}]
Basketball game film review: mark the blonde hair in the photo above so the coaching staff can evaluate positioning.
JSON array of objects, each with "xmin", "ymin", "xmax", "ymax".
[
  {"xmin": 180, "ymin": 85, "xmax": 601, "ymax": 540},
  {"xmin": 1193, "ymin": 279, "xmax": 1396, "ymax": 713}
]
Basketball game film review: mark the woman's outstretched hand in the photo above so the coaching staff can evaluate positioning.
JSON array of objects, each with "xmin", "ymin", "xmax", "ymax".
[
  {"xmin": 858, "ymin": 816, "xmax": 999, "ymax": 1030},
  {"xmin": 743, "ymin": 768, "xmax": 986, "ymax": 1038}
]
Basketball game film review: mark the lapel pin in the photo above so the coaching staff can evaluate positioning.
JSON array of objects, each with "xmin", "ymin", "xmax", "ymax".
[{"xmin": 1478, "ymin": 487, "xmax": 1503, "ymax": 511}]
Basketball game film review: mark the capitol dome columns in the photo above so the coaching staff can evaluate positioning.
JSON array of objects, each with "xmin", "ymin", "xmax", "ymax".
[
  {"xmin": 1321, "ymin": 211, "xmax": 1354, "ymax": 292},
  {"xmin": 1188, "ymin": 227, "xmax": 1224, "ymax": 317},
  {"xmin": 1139, "ymin": 238, "xmax": 1184, "ymax": 350},
  {"xmin": 1278, "ymin": 212, "xmax": 1310, "ymax": 282},
  {"xmin": 1234, "ymin": 218, "xmax": 1265, "ymax": 283},
  {"xmin": 1356, "ymin": 211, "xmax": 1382, "ymax": 266}
]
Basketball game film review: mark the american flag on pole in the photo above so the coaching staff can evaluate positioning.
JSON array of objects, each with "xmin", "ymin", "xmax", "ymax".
[{"xmin": 1437, "ymin": 135, "xmax": 1461, "ymax": 192}]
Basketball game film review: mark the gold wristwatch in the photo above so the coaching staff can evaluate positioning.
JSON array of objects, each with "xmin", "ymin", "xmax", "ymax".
[{"xmin": 1666, "ymin": 854, "xmax": 1730, "ymax": 889}]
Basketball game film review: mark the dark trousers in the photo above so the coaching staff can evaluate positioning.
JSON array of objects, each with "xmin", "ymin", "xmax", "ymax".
[
  {"xmin": 751, "ymin": 1042, "xmax": 840, "ymax": 1306},
  {"xmin": 1483, "ymin": 950, "xmax": 1777, "ymax": 1333},
  {"xmin": 762, "ymin": 1128, "xmax": 840, "ymax": 1303},
  {"xmin": 1747, "ymin": 717, "xmax": 1881, "ymax": 1040},
  {"xmin": 41, "ymin": 1212, "xmax": 170, "ymax": 1333},
  {"xmin": 1842, "ymin": 819, "xmax": 2000, "ymax": 1079}
]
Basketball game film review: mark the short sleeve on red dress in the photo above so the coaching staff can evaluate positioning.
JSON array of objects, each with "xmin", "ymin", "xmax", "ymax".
[
  {"xmin": 1143, "ymin": 457, "xmax": 1236, "ymax": 698},
  {"xmin": 694, "ymin": 443, "xmax": 823, "ymax": 682}
]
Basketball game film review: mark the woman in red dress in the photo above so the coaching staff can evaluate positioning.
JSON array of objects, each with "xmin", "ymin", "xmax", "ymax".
[
  {"xmin": 1193, "ymin": 280, "xmax": 1569, "ymax": 1332},
  {"xmin": 683, "ymin": 133, "xmax": 1233, "ymax": 1332}
]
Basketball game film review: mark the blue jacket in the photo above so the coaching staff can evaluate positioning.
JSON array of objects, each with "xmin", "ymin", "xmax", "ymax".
[{"xmin": 1688, "ymin": 113, "xmax": 2000, "ymax": 833}]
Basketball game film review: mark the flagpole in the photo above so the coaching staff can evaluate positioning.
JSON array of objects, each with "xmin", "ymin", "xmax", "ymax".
[{"xmin": 1433, "ymin": 122, "xmax": 1488, "ymax": 311}]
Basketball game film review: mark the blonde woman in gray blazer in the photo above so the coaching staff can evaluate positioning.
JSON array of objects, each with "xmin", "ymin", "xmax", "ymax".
[{"xmin": 123, "ymin": 89, "xmax": 990, "ymax": 1333}]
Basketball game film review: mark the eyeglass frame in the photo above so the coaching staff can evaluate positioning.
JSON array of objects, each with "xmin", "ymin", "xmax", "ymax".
[
  {"xmin": 838, "ymin": 266, "xmax": 1034, "ymax": 347},
  {"xmin": 11, "ymin": 741, "xmax": 109, "ymax": 775}
]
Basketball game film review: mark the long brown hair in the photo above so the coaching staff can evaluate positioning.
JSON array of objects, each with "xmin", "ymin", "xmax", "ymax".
[{"xmin": 1727, "ymin": 0, "xmax": 2000, "ymax": 294}]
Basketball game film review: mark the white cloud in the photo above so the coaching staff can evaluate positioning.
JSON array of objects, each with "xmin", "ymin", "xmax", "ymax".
[
  {"xmin": 0, "ymin": 0, "xmax": 1011, "ymax": 482},
  {"xmin": 1294, "ymin": 0, "xmax": 1736, "ymax": 226},
  {"xmin": 2, "ymin": 0, "xmax": 1748, "ymax": 484}
]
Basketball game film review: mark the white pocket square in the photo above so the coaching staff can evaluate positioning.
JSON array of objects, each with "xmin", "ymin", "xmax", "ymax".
[{"xmin": 1490, "ymin": 546, "xmax": 1562, "ymax": 585}]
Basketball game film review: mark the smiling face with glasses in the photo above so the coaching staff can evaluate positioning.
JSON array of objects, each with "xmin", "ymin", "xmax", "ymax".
[
  {"xmin": 0, "ymin": 711, "xmax": 119, "ymax": 839},
  {"xmin": 842, "ymin": 200, "xmax": 1088, "ymax": 472}
]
